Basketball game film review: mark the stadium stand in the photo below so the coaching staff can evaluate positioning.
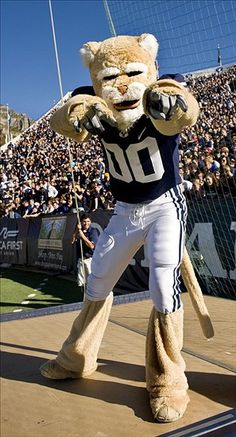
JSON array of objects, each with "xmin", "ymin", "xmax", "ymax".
[{"xmin": 0, "ymin": 65, "xmax": 235, "ymax": 219}]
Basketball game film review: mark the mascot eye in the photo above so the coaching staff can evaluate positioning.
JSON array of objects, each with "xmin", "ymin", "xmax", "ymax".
[
  {"xmin": 127, "ymin": 71, "xmax": 143, "ymax": 77},
  {"xmin": 103, "ymin": 74, "xmax": 118, "ymax": 81}
]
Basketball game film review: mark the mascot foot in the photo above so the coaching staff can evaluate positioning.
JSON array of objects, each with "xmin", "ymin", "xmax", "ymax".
[
  {"xmin": 40, "ymin": 359, "xmax": 97, "ymax": 380},
  {"xmin": 150, "ymin": 393, "xmax": 189, "ymax": 423}
]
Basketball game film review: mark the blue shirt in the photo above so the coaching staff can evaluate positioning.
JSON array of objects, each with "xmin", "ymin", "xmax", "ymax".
[{"xmin": 76, "ymin": 226, "xmax": 99, "ymax": 259}]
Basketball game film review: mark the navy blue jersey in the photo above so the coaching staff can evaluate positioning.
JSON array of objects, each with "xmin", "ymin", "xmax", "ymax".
[
  {"xmin": 100, "ymin": 116, "xmax": 181, "ymax": 203},
  {"xmin": 72, "ymin": 74, "xmax": 184, "ymax": 203}
]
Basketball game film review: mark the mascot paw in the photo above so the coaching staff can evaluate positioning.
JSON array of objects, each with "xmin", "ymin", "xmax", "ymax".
[
  {"xmin": 150, "ymin": 393, "xmax": 189, "ymax": 423},
  {"xmin": 81, "ymin": 103, "xmax": 117, "ymax": 136},
  {"xmin": 40, "ymin": 359, "xmax": 97, "ymax": 380},
  {"xmin": 145, "ymin": 89, "xmax": 188, "ymax": 121}
]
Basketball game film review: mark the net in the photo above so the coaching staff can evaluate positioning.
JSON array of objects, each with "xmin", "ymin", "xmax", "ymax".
[
  {"xmin": 104, "ymin": 1, "xmax": 236, "ymax": 298},
  {"xmin": 105, "ymin": 0, "xmax": 236, "ymax": 74}
]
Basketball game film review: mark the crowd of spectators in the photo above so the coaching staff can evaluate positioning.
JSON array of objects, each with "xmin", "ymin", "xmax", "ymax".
[
  {"xmin": 180, "ymin": 65, "xmax": 236, "ymax": 201},
  {"xmin": 0, "ymin": 65, "xmax": 235, "ymax": 219}
]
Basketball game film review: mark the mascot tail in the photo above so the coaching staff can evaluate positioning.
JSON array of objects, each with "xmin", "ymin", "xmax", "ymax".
[{"xmin": 181, "ymin": 248, "xmax": 214, "ymax": 339}]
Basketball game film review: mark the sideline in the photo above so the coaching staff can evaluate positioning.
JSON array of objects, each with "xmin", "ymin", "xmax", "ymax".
[{"xmin": 0, "ymin": 290, "xmax": 150, "ymax": 322}]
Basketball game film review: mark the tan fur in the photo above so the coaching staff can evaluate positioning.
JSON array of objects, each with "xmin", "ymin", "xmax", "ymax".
[
  {"xmin": 146, "ymin": 307, "xmax": 189, "ymax": 422},
  {"xmin": 40, "ymin": 294, "xmax": 113, "ymax": 377},
  {"xmin": 50, "ymin": 95, "xmax": 110, "ymax": 142},
  {"xmin": 58, "ymin": 294, "xmax": 113, "ymax": 372},
  {"xmin": 143, "ymin": 79, "xmax": 199, "ymax": 135},
  {"xmin": 87, "ymin": 35, "xmax": 157, "ymax": 96},
  {"xmin": 181, "ymin": 248, "xmax": 214, "ymax": 338}
]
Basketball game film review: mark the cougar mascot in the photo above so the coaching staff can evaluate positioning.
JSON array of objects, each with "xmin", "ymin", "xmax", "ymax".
[{"xmin": 40, "ymin": 34, "xmax": 213, "ymax": 423}]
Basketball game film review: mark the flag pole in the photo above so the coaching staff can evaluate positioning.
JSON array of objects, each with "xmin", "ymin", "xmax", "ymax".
[
  {"xmin": 217, "ymin": 44, "xmax": 222, "ymax": 67},
  {"xmin": 48, "ymin": 0, "xmax": 86, "ymax": 300}
]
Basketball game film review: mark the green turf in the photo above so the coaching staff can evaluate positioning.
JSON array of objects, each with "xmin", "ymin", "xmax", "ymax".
[{"xmin": 0, "ymin": 268, "xmax": 84, "ymax": 314}]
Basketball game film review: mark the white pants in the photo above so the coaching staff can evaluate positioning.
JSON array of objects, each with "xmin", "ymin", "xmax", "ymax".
[
  {"xmin": 86, "ymin": 186, "xmax": 187, "ymax": 314},
  {"xmin": 77, "ymin": 257, "xmax": 92, "ymax": 286}
]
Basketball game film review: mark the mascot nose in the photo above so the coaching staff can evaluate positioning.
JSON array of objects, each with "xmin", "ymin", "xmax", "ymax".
[{"xmin": 117, "ymin": 84, "xmax": 128, "ymax": 95}]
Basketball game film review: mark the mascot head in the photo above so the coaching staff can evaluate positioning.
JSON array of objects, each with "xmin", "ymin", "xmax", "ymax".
[{"xmin": 80, "ymin": 34, "xmax": 159, "ymax": 131}]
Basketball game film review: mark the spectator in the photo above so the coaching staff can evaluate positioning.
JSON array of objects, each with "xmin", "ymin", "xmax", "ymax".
[
  {"xmin": 88, "ymin": 181, "xmax": 105, "ymax": 211},
  {"xmin": 185, "ymin": 177, "xmax": 206, "ymax": 201},
  {"xmin": 4, "ymin": 202, "xmax": 21, "ymax": 218},
  {"xmin": 71, "ymin": 213, "xmax": 99, "ymax": 287},
  {"xmin": 203, "ymin": 173, "xmax": 219, "ymax": 198},
  {"xmin": 219, "ymin": 165, "xmax": 236, "ymax": 196}
]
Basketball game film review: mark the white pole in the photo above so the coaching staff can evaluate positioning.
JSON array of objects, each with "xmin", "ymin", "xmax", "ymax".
[
  {"xmin": 48, "ymin": 0, "xmax": 64, "ymax": 101},
  {"xmin": 48, "ymin": 0, "xmax": 86, "ymax": 299}
]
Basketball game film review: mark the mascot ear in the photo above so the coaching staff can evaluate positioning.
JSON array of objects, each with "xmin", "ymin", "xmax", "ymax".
[
  {"xmin": 138, "ymin": 33, "xmax": 159, "ymax": 61},
  {"xmin": 80, "ymin": 41, "xmax": 102, "ymax": 67}
]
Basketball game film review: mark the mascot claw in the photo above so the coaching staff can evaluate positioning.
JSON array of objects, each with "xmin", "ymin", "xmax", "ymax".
[
  {"xmin": 147, "ymin": 91, "xmax": 188, "ymax": 120},
  {"xmin": 73, "ymin": 117, "xmax": 82, "ymax": 133},
  {"xmin": 82, "ymin": 104, "xmax": 117, "ymax": 135}
]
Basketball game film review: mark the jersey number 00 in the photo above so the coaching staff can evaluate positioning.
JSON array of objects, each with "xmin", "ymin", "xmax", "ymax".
[{"xmin": 103, "ymin": 138, "xmax": 164, "ymax": 183}]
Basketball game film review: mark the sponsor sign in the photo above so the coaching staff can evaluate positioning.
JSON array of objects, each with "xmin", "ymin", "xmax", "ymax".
[
  {"xmin": 38, "ymin": 217, "xmax": 66, "ymax": 250},
  {"xmin": 0, "ymin": 218, "xmax": 29, "ymax": 264}
]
